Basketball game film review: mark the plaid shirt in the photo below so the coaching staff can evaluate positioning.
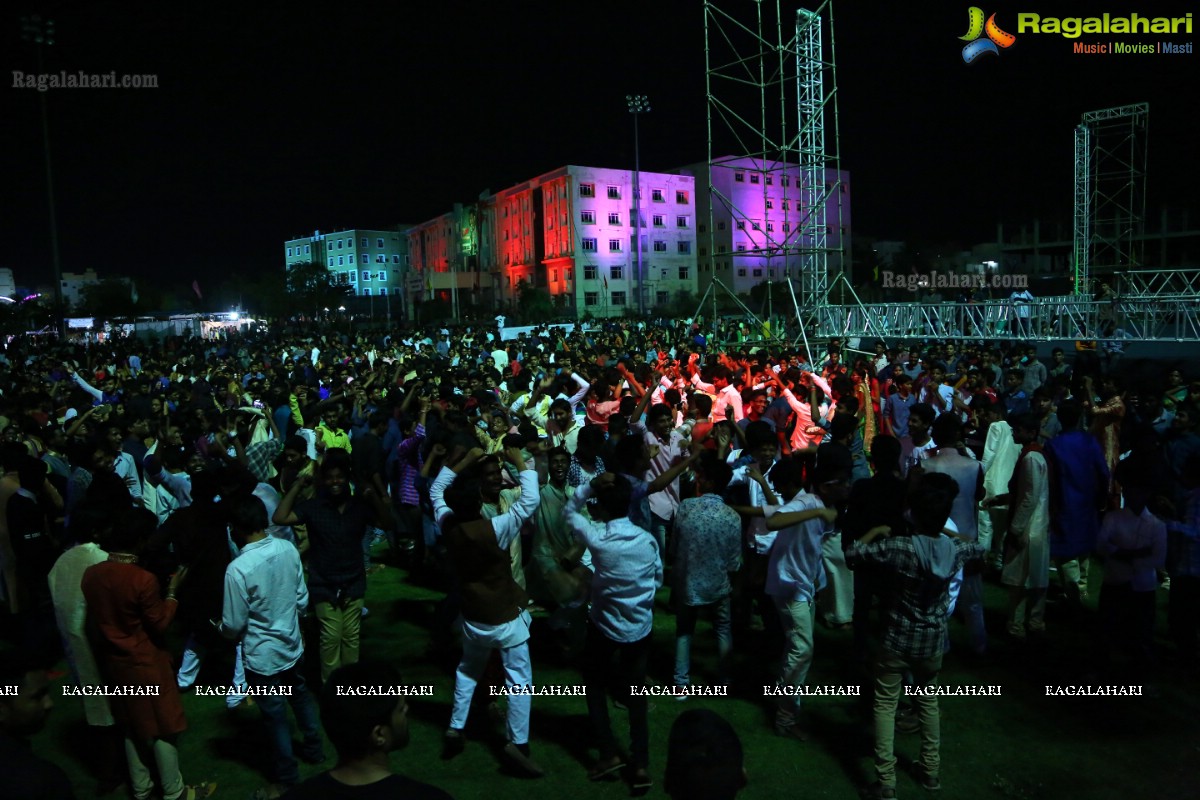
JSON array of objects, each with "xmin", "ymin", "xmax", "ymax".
[
  {"xmin": 245, "ymin": 438, "xmax": 283, "ymax": 484},
  {"xmin": 847, "ymin": 535, "xmax": 986, "ymax": 659}
]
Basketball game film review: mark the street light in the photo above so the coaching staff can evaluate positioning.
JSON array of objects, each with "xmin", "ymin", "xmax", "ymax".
[{"xmin": 626, "ymin": 94, "xmax": 650, "ymax": 316}]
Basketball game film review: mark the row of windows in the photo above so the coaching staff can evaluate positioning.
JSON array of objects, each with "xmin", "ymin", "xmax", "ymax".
[
  {"xmin": 732, "ymin": 172, "xmax": 849, "ymax": 193},
  {"xmin": 580, "ymin": 210, "xmax": 689, "ymax": 228},
  {"xmin": 580, "ymin": 237, "xmax": 691, "ymax": 254},
  {"xmin": 286, "ymin": 244, "xmax": 313, "ymax": 257},
  {"xmin": 581, "ymin": 265, "xmax": 691, "ymax": 281},
  {"xmin": 578, "ymin": 183, "xmax": 691, "ymax": 205},
  {"xmin": 329, "ymin": 255, "xmax": 402, "ymax": 267},
  {"xmin": 584, "ymin": 290, "xmax": 627, "ymax": 306},
  {"xmin": 320, "ymin": 236, "xmax": 391, "ymax": 251}
]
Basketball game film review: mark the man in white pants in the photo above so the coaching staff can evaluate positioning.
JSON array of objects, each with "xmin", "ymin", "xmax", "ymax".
[{"xmin": 431, "ymin": 446, "xmax": 544, "ymax": 777}]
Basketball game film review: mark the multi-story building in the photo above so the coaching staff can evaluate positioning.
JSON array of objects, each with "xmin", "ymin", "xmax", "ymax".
[
  {"xmin": 284, "ymin": 228, "xmax": 410, "ymax": 299},
  {"xmin": 58, "ymin": 268, "xmax": 104, "ymax": 309},
  {"xmin": 678, "ymin": 157, "xmax": 851, "ymax": 298},
  {"xmin": 408, "ymin": 165, "xmax": 700, "ymax": 320}
]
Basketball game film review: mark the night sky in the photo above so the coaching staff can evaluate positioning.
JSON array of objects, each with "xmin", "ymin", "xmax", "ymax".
[{"xmin": 3, "ymin": 0, "xmax": 1196, "ymax": 292}]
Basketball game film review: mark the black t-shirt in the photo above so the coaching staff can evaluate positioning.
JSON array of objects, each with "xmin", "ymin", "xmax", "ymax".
[
  {"xmin": 0, "ymin": 731, "xmax": 77, "ymax": 800},
  {"xmin": 280, "ymin": 772, "xmax": 454, "ymax": 800}
]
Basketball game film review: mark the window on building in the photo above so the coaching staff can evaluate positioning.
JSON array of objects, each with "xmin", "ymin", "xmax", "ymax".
[
  {"xmin": 361, "ymin": 254, "xmax": 369, "ymax": 264},
  {"xmin": 750, "ymin": 174, "xmax": 760, "ymax": 184},
  {"xmin": 652, "ymin": 214, "xmax": 664, "ymax": 227},
  {"xmin": 753, "ymin": 269, "xmax": 763, "ymax": 277},
  {"xmin": 737, "ymin": 244, "xmax": 747, "ymax": 252},
  {"xmin": 718, "ymin": 245, "xmax": 727, "ymax": 253},
  {"xmin": 675, "ymin": 190, "xmax": 689, "ymax": 205},
  {"xmin": 656, "ymin": 290, "xmax": 670, "ymax": 306},
  {"xmin": 362, "ymin": 288, "xmax": 372, "ymax": 296},
  {"xmin": 781, "ymin": 176, "xmax": 790, "ymax": 187},
  {"xmin": 362, "ymin": 271, "xmax": 371, "ymax": 281},
  {"xmin": 381, "ymin": 287, "xmax": 390, "ymax": 295},
  {"xmin": 337, "ymin": 239, "xmax": 344, "ymax": 249},
  {"xmin": 734, "ymin": 172, "xmax": 744, "ymax": 182},
  {"xmin": 783, "ymin": 222, "xmax": 791, "ymax": 232},
  {"xmin": 584, "ymin": 265, "xmax": 598, "ymax": 280},
  {"xmin": 580, "ymin": 182, "xmax": 595, "ymax": 197},
  {"xmin": 678, "ymin": 266, "xmax": 690, "ymax": 280},
  {"xmin": 781, "ymin": 200, "xmax": 789, "ymax": 211},
  {"xmin": 349, "ymin": 271, "xmax": 357, "ymax": 283},
  {"xmin": 737, "ymin": 268, "xmax": 747, "ymax": 277},
  {"xmin": 611, "ymin": 291, "xmax": 627, "ymax": 306},
  {"xmin": 582, "ymin": 238, "xmax": 597, "ymax": 252},
  {"xmin": 359, "ymin": 237, "xmax": 367, "ymax": 247},
  {"xmin": 287, "ymin": 247, "xmax": 293, "ymax": 257},
  {"xmin": 677, "ymin": 241, "xmax": 691, "ymax": 254},
  {"xmin": 585, "ymin": 291, "xmax": 599, "ymax": 306},
  {"xmin": 765, "ymin": 175, "xmax": 773, "ymax": 185},
  {"xmin": 651, "ymin": 188, "xmax": 665, "ymax": 202},
  {"xmin": 653, "ymin": 240, "xmax": 666, "ymax": 252},
  {"xmin": 717, "ymin": 221, "xmax": 726, "ymax": 231},
  {"xmin": 765, "ymin": 199, "xmax": 773, "ymax": 209},
  {"xmin": 676, "ymin": 215, "xmax": 688, "ymax": 228},
  {"xmin": 766, "ymin": 223, "xmax": 774, "ymax": 232},
  {"xmin": 751, "ymin": 222, "xmax": 761, "ymax": 231},
  {"xmin": 581, "ymin": 210, "xmax": 596, "ymax": 224},
  {"xmin": 611, "ymin": 265, "xmax": 624, "ymax": 280},
  {"xmin": 736, "ymin": 220, "xmax": 745, "ymax": 230},
  {"xmin": 337, "ymin": 256, "xmax": 344, "ymax": 266},
  {"xmin": 607, "ymin": 185, "xmax": 620, "ymax": 199},
  {"xmin": 376, "ymin": 270, "xmax": 386, "ymax": 280},
  {"xmin": 376, "ymin": 238, "xmax": 384, "ymax": 248},
  {"xmin": 608, "ymin": 212, "xmax": 621, "ymax": 225},
  {"xmin": 375, "ymin": 254, "xmax": 385, "ymax": 263},
  {"xmin": 608, "ymin": 239, "xmax": 622, "ymax": 252},
  {"xmin": 551, "ymin": 270, "xmax": 558, "ymax": 281},
  {"xmin": 328, "ymin": 257, "xmax": 334, "ymax": 267},
  {"xmin": 768, "ymin": 270, "xmax": 775, "ymax": 278}
]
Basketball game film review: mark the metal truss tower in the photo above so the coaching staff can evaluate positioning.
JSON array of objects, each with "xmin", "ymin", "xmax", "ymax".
[
  {"xmin": 703, "ymin": 0, "xmax": 842, "ymax": 321},
  {"xmin": 1071, "ymin": 103, "xmax": 1149, "ymax": 294}
]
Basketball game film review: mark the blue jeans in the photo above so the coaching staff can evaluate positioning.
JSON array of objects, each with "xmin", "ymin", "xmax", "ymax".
[
  {"xmin": 673, "ymin": 597, "xmax": 732, "ymax": 687},
  {"xmin": 244, "ymin": 659, "xmax": 324, "ymax": 786}
]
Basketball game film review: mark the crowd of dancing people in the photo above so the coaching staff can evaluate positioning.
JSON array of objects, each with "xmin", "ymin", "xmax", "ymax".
[{"xmin": 1, "ymin": 317, "xmax": 1197, "ymax": 800}]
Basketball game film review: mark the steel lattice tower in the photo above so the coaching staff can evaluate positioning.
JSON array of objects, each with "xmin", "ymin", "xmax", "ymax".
[
  {"xmin": 1072, "ymin": 103, "xmax": 1149, "ymax": 294},
  {"xmin": 703, "ymin": 0, "xmax": 842, "ymax": 321}
]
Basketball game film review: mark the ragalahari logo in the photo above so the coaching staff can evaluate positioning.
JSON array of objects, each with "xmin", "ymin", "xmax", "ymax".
[{"xmin": 960, "ymin": 7, "xmax": 1017, "ymax": 63}]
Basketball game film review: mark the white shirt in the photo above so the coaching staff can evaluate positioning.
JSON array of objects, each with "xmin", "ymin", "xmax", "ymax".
[
  {"xmin": 691, "ymin": 374, "xmax": 743, "ymax": 422},
  {"xmin": 221, "ymin": 536, "xmax": 308, "ymax": 675},
  {"xmin": 765, "ymin": 491, "xmax": 830, "ymax": 603},
  {"xmin": 729, "ymin": 464, "xmax": 782, "ymax": 554},
  {"xmin": 565, "ymin": 483, "xmax": 663, "ymax": 642}
]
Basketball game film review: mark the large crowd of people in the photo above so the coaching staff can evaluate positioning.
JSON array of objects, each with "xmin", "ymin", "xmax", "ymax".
[{"xmin": 0, "ymin": 317, "xmax": 1197, "ymax": 800}]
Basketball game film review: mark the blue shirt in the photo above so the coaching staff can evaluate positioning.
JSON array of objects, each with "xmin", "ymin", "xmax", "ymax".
[{"xmin": 673, "ymin": 494, "xmax": 742, "ymax": 605}]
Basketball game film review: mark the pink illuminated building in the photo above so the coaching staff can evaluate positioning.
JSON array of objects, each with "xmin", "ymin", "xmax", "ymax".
[{"xmin": 677, "ymin": 157, "xmax": 850, "ymax": 296}]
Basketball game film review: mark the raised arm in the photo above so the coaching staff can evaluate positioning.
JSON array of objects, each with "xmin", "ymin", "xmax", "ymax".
[{"xmin": 491, "ymin": 448, "xmax": 540, "ymax": 550}]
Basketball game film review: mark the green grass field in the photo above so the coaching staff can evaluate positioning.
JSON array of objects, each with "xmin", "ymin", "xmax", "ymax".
[{"xmin": 22, "ymin": 549, "xmax": 1199, "ymax": 800}]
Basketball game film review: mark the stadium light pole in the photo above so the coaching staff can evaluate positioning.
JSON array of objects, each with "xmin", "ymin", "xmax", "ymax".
[
  {"xmin": 20, "ymin": 15, "xmax": 64, "ymax": 336},
  {"xmin": 626, "ymin": 94, "xmax": 650, "ymax": 316}
]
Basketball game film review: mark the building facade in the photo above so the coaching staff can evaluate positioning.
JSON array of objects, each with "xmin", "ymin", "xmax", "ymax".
[
  {"xmin": 284, "ymin": 228, "xmax": 410, "ymax": 299},
  {"xmin": 678, "ymin": 157, "xmax": 851, "ymax": 299},
  {"xmin": 407, "ymin": 165, "xmax": 700, "ymax": 320}
]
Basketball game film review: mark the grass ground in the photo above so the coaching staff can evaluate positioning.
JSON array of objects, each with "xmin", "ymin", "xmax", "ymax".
[{"xmin": 20, "ymin": 546, "xmax": 1200, "ymax": 800}]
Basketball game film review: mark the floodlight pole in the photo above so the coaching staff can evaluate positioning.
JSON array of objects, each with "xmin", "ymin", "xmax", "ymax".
[
  {"xmin": 21, "ymin": 15, "xmax": 64, "ymax": 336},
  {"xmin": 627, "ymin": 95, "xmax": 650, "ymax": 316}
]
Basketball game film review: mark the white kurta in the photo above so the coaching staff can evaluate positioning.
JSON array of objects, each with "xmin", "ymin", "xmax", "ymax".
[
  {"xmin": 1001, "ymin": 451, "xmax": 1051, "ymax": 590},
  {"xmin": 48, "ymin": 543, "xmax": 114, "ymax": 726}
]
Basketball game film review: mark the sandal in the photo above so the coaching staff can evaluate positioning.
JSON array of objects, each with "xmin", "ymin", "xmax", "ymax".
[
  {"xmin": 183, "ymin": 783, "xmax": 218, "ymax": 800},
  {"xmin": 588, "ymin": 755, "xmax": 626, "ymax": 781}
]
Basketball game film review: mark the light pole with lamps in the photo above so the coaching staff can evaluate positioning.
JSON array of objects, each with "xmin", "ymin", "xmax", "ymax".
[{"xmin": 626, "ymin": 94, "xmax": 650, "ymax": 316}]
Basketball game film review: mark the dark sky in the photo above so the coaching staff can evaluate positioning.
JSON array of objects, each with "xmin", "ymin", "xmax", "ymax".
[{"xmin": 3, "ymin": 0, "xmax": 1196, "ymax": 292}]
